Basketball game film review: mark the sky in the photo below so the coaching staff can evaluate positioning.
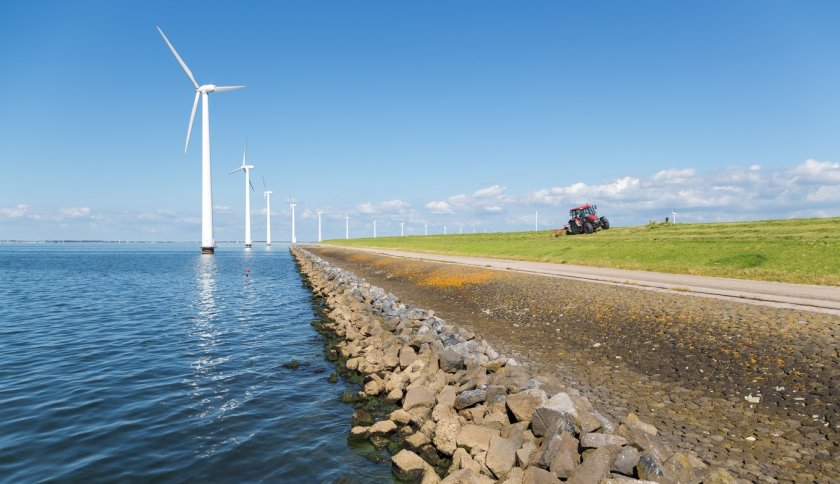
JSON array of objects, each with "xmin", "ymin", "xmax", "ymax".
[{"xmin": 1, "ymin": 1, "xmax": 839, "ymax": 242}]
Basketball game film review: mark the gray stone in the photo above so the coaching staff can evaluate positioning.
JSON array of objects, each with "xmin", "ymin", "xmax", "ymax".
[
  {"xmin": 548, "ymin": 432, "xmax": 581, "ymax": 478},
  {"xmin": 566, "ymin": 447, "xmax": 612, "ymax": 484},
  {"xmin": 611, "ymin": 446, "xmax": 640, "ymax": 476},
  {"xmin": 531, "ymin": 392, "xmax": 578, "ymax": 437},
  {"xmin": 580, "ymin": 432, "xmax": 628, "ymax": 448},
  {"xmin": 485, "ymin": 436, "xmax": 518, "ymax": 478},
  {"xmin": 404, "ymin": 387, "xmax": 437, "ymax": 410},
  {"xmin": 455, "ymin": 389, "xmax": 487, "ymax": 410},
  {"xmin": 506, "ymin": 388, "xmax": 547, "ymax": 423},
  {"xmin": 440, "ymin": 346, "xmax": 468, "ymax": 372}
]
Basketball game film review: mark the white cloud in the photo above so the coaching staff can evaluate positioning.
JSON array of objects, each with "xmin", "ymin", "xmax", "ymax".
[
  {"xmin": 58, "ymin": 207, "xmax": 92, "ymax": 218},
  {"xmin": 483, "ymin": 205, "xmax": 503, "ymax": 212},
  {"xmin": 0, "ymin": 204, "xmax": 29, "ymax": 218},
  {"xmin": 473, "ymin": 185, "xmax": 506, "ymax": 198},
  {"xmin": 653, "ymin": 168, "xmax": 695, "ymax": 184},
  {"xmin": 357, "ymin": 202, "xmax": 375, "ymax": 214},
  {"xmin": 788, "ymin": 159, "xmax": 840, "ymax": 183},
  {"xmin": 426, "ymin": 200, "xmax": 453, "ymax": 214}
]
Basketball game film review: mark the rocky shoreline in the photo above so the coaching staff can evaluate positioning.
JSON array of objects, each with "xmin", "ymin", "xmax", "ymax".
[{"xmin": 293, "ymin": 247, "xmax": 738, "ymax": 483}]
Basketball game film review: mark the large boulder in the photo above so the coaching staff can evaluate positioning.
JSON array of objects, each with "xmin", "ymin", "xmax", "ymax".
[
  {"xmin": 455, "ymin": 389, "xmax": 487, "ymax": 410},
  {"xmin": 580, "ymin": 432, "xmax": 627, "ymax": 448},
  {"xmin": 391, "ymin": 449, "xmax": 438, "ymax": 482},
  {"xmin": 485, "ymin": 436, "xmax": 518, "ymax": 478},
  {"xmin": 531, "ymin": 392, "xmax": 578, "ymax": 437},
  {"xmin": 433, "ymin": 417, "xmax": 462, "ymax": 456},
  {"xmin": 566, "ymin": 447, "xmax": 612, "ymax": 484},
  {"xmin": 456, "ymin": 424, "xmax": 500, "ymax": 452},
  {"xmin": 521, "ymin": 466, "xmax": 558, "ymax": 484},
  {"xmin": 548, "ymin": 432, "xmax": 581, "ymax": 478},
  {"xmin": 404, "ymin": 387, "xmax": 437, "ymax": 411},
  {"xmin": 506, "ymin": 388, "xmax": 547, "ymax": 423}
]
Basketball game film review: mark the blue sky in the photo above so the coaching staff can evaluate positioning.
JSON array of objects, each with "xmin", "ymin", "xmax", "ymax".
[{"xmin": 1, "ymin": 1, "xmax": 839, "ymax": 241}]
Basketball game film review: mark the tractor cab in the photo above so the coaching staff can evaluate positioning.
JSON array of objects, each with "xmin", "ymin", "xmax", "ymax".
[{"xmin": 565, "ymin": 203, "xmax": 610, "ymax": 235}]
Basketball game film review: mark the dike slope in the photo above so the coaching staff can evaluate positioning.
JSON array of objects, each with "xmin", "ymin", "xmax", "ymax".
[
  {"xmin": 303, "ymin": 245, "xmax": 839, "ymax": 482},
  {"xmin": 293, "ymin": 247, "xmax": 739, "ymax": 483}
]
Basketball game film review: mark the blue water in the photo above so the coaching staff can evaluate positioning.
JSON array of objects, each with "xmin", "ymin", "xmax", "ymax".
[{"xmin": 0, "ymin": 244, "xmax": 390, "ymax": 482}]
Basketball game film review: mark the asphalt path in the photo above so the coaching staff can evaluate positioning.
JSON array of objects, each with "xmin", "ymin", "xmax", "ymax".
[{"xmin": 328, "ymin": 246, "xmax": 840, "ymax": 315}]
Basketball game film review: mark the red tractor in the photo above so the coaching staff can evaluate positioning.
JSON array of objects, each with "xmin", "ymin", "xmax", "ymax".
[{"xmin": 564, "ymin": 204, "xmax": 610, "ymax": 235}]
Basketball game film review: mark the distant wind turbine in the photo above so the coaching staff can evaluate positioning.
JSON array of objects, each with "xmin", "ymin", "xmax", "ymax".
[
  {"xmin": 228, "ymin": 141, "xmax": 255, "ymax": 248},
  {"xmin": 535, "ymin": 210, "xmax": 539, "ymax": 231},
  {"xmin": 263, "ymin": 176, "xmax": 272, "ymax": 246},
  {"xmin": 289, "ymin": 196, "xmax": 297, "ymax": 244},
  {"xmin": 444, "ymin": 225, "xmax": 447, "ymax": 235},
  {"xmin": 345, "ymin": 214, "xmax": 350, "ymax": 239},
  {"xmin": 373, "ymin": 219, "xmax": 377, "ymax": 238},
  {"xmin": 424, "ymin": 224, "xmax": 428, "ymax": 236},
  {"xmin": 400, "ymin": 222, "xmax": 405, "ymax": 236},
  {"xmin": 158, "ymin": 26, "xmax": 244, "ymax": 254},
  {"xmin": 317, "ymin": 209, "xmax": 324, "ymax": 242}
]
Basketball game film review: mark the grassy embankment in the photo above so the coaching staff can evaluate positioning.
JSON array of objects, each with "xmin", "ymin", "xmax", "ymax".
[{"xmin": 323, "ymin": 217, "xmax": 840, "ymax": 286}]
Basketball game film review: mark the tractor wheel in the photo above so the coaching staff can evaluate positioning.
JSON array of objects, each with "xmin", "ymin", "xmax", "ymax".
[
  {"xmin": 584, "ymin": 222, "xmax": 594, "ymax": 234},
  {"xmin": 601, "ymin": 217, "xmax": 610, "ymax": 229}
]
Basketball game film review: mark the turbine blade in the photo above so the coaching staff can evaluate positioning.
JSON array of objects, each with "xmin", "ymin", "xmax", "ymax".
[
  {"xmin": 249, "ymin": 180, "xmax": 255, "ymax": 192},
  {"xmin": 157, "ymin": 27, "xmax": 199, "ymax": 89},
  {"xmin": 242, "ymin": 139, "xmax": 248, "ymax": 166},
  {"xmin": 262, "ymin": 175, "xmax": 267, "ymax": 191},
  {"xmin": 185, "ymin": 91, "xmax": 199, "ymax": 153},
  {"xmin": 229, "ymin": 167, "xmax": 243, "ymax": 175},
  {"xmin": 214, "ymin": 85, "xmax": 246, "ymax": 92}
]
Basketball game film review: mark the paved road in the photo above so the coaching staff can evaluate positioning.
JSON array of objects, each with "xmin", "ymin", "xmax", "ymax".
[{"xmin": 330, "ymin": 246, "xmax": 840, "ymax": 315}]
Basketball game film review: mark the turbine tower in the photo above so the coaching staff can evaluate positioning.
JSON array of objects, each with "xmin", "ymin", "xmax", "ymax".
[
  {"xmin": 263, "ymin": 176, "xmax": 272, "ymax": 246},
  {"xmin": 535, "ymin": 210, "xmax": 539, "ymax": 231},
  {"xmin": 424, "ymin": 224, "xmax": 428, "ymax": 236},
  {"xmin": 400, "ymin": 222, "xmax": 405, "ymax": 236},
  {"xmin": 289, "ymin": 197, "xmax": 297, "ymax": 244},
  {"xmin": 228, "ymin": 141, "xmax": 255, "ymax": 248},
  {"xmin": 444, "ymin": 225, "xmax": 447, "ymax": 235},
  {"xmin": 373, "ymin": 219, "xmax": 377, "ymax": 238},
  {"xmin": 345, "ymin": 214, "xmax": 350, "ymax": 239},
  {"xmin": 317, "ymin": 209, "xmax": 324, "ymax": 242},
  {"xmin": 158, "ymin": 27, "xmax": 244, "ymax": 254}
]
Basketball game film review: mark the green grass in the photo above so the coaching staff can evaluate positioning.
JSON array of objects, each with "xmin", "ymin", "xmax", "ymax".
[{"xmin": 322, "ymin": 217, "xmax": 840, "ymax": 286}]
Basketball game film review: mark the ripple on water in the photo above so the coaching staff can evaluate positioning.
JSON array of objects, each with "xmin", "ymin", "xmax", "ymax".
[{"xmin": 0, "ymin": 244, "xmax": 392, "ymax": 482}]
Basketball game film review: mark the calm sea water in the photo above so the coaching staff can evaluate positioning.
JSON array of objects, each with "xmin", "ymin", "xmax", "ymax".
[{"xmin": 0, "ymin": 244, "xmax": 391, "ymax": 483}]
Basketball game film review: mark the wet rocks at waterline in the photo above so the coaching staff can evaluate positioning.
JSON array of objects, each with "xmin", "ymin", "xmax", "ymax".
[{"xmin": 292, "ymin": 247, "xmax": 738, "ymax": 483}]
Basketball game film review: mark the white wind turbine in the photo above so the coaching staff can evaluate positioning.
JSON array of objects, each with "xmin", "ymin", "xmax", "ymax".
[
  {"xmin": 263, "ymin": 176, "xmax": 272, "ymax": 247},
  {"xmin": 229, "ymin": 141, "xmax": 255, "ymax": 248},
  {"xmin": 373, "ymin": 219, "xmax": 377, "ymax": 238},
  {"xmin": 400, "ymin": 222, "xmax": 405, "ymax": 236},
  {"xmin": 158, "ymin": 26, "xmax": 245, "ymax": 254},
  {"xmin": 289, "ymin": 196, "xmax": 297, "ymax": 244},
  {"xmin": 317, "ymin": 209, "xmax": 324, "ymax": 242},
  {"xmin": 345, "ymin": 214, "xmax": 350, "ymax": 239}
]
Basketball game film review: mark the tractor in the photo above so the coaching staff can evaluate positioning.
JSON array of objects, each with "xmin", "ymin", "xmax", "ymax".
[{"xmin": 564, "ymin": 204, "xmax": 610, "ymax": 235}]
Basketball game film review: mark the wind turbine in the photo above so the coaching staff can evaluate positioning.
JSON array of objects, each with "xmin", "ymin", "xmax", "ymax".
[
  {"xmin": 444, "ymin": 225, "xmax": 447, "ymax": 235},
  {"xmin": 158, "ymin": 26, "xmax": 245, "ymax": 254},
  {"xmin": 317, "ymin": 209, "xmax": 324, "ymax": 242},
  {"xmin": 535, "ymin": 210, "xmax": 539, "ymax": 231},
  {"xmin": 373, "ymin": 219, "xmax": 377, "ymax": 238},
  {"xmin": 345, "ymin": 214, "xmax": 350, "ymax": 239},
  {"xmin": 400, "ymin": 222, "xmax": 405, "ymax": 236},
  {"xmin": 424, "ymin": 223, "xmax": 428, "ymax": 236},
  {"xmin": 228, "ymin": 141, "xmax": 255, "ymax": 248},
  {"xmin": 263, "ymin": 176, "xmax": 272, "ymax": 246},
  {"xmin": 289, "ymin": 196, "xmax": 297, "ymax": 244}
]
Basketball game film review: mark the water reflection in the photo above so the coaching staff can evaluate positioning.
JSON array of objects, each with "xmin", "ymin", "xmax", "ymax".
[{"xmin": 188, "ymin": 255, "xmax": 234, "ymax": 455}]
